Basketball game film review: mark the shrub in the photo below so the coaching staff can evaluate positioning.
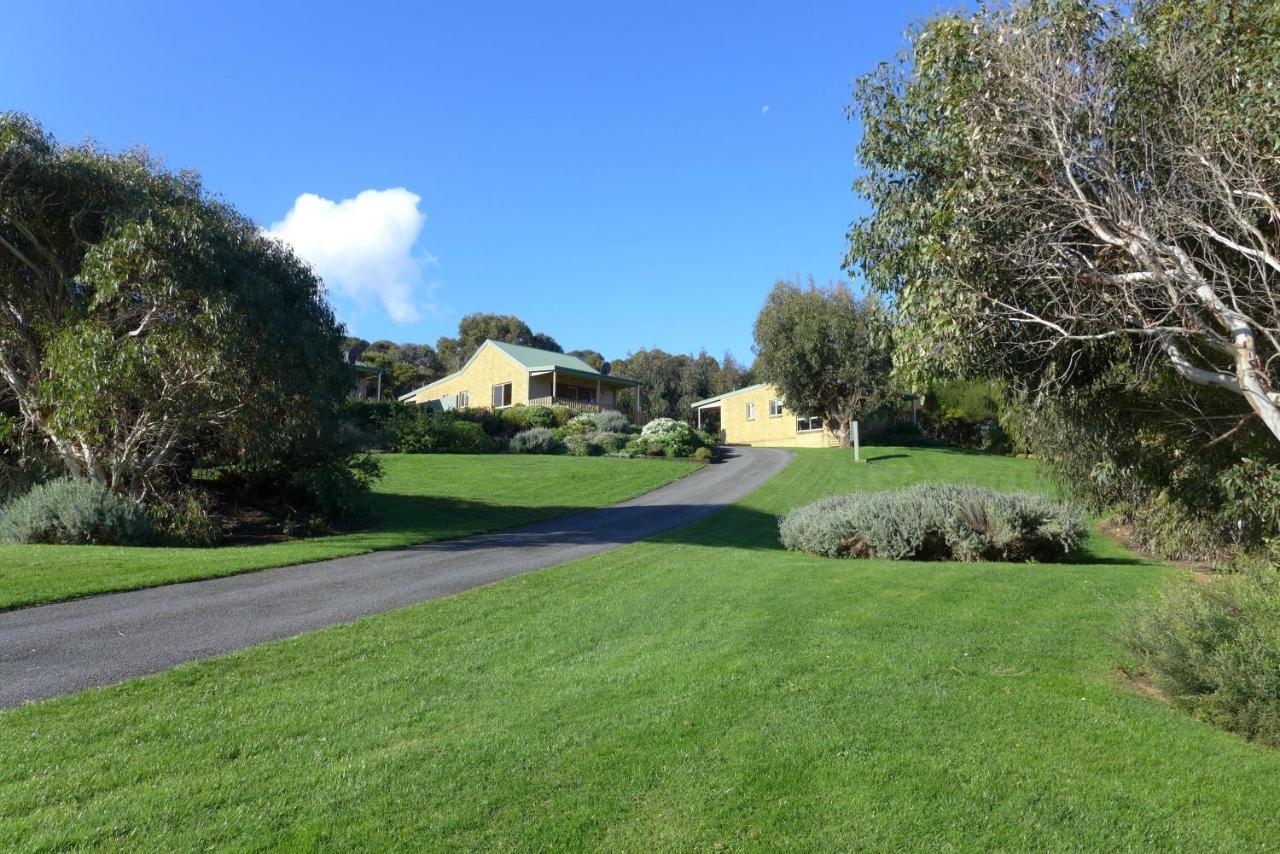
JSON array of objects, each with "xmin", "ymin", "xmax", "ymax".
[
  {"xmin": 500, "ymin": 405, "xmax": 557, "ymax": 432},
  {"xmin": 592, "ymin": 410, "xmax": 633, "ymax": 433},
  {"xmin": 284, "ymin": 454, "xmax": 382, "ymax": 528},
  {"xmin": 148, "ymin": 489, "xmax": 222, "ymax": 546},
  {"xmin": 565, "ymin": 412, "xmax": 597, "ymax": 435},
  {"xmin": 694, "ymin": 446, "xmax": 713, "ymax": 462},
  {"xmin": 564, "ymin": 434, "xmax": 603, "ymax": 456},
  {"xmin": 0, "ymin": 478, "xmax": 156, "ymax": 545},
  {"xmin": 510, "ymin": 428, "xmax": 564, "ymax": 454},
  {"xmin": 549, "ymin": 405, "xmax": 573, "ymax": 426},
  {"xmin": 589, "ymin": 431, "xmax": 630, "ymax": 454},
  {"xmin": 396, "ymin": 413, "xmax": 494, "ymax": 454},
  {"xmin": 1123, "ymin": 566, "xmax": 1280, "ymax": 747},
  {"xmin": 778, "ymin": 483, "xmax": 1087, "ymax": 562},
  {"xmin": 639, "ymin": 417, "xmax": 701, "ymax": 457}
]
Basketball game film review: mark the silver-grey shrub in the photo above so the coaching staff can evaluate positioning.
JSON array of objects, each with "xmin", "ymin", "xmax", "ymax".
[
  {"xmin": 591, "ymin": 410, "xmax": 633, "ymax": 433},
  {"xmin": 0, "ymin": 477, "xmax": 156, "ymax": 545},
  {"xmin": 778, "ymin": 483, "xmax": 1087, "ymax": 562},
  {"xmin": 509, "ymin": 428, "xmax": 564, "ymax": 454}
]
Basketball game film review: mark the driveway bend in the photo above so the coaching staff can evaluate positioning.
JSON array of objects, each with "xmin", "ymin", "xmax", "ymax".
[{"xmin": 0, "ymin": 446, "xmax": 794, "ymax": 707}]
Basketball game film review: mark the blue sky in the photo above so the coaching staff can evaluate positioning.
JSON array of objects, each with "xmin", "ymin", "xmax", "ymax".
[{"xmin": 3, "ymin": 1, "xmax": 950, "ymax": 363}]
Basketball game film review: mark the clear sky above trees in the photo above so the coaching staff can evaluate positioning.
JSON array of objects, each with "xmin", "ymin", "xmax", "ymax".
[{"xmin": 0, "ymin": 0, "xmax": 947, "ymax": 360}]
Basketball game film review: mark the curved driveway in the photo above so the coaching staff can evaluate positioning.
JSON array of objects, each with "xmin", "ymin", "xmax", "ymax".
[{"xmin": 0, "ymin": 446, "xmax": 794, "ymax": 707}]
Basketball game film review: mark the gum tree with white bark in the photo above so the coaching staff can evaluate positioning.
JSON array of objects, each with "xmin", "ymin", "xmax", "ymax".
[{"xmin": 849, "ymin": 0, "xmax": 1280, "ymax": 443}]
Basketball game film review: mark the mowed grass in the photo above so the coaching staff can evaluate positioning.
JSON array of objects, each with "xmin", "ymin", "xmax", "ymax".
[
  {"xmin": 3, "ymin": 447, "xmax": 1278, "ymax": 849},
  {"xmin": 0, "ymin": 454, "xmax": 700, "ymax": 610}
]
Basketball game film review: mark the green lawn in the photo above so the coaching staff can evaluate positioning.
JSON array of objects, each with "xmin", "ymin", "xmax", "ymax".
[
  {"xmin": 0, "ymin": 454, "xmax": 700, "ymax": 611},
  {"xmin": 4, "ymin": 447, "xmax": 1278, "ymax": 849}
]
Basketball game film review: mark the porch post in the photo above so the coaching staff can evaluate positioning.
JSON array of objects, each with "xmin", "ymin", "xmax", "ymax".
[
  {"xmin": 375, "ymin": 371, "xmax": 382, "ymax": 400},
  {"xmin": 596, "ymin": 378, "xmax": 601, "ymax": 408},
  {"xmin": 697, "ymin": 407, "xmax": 702, "ymax": 429},
  {"xmin": 552, "ymin": 372, "xmax": 557, "ymax": 403}
]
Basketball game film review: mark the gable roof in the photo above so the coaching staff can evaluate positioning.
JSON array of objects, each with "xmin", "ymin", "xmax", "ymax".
[
  {"xmin": 690, "ymin": 383, "xmax": 771, "ymax": 409},
  {"xmin": 488, "ymin": 340, "xmax": 600, "ymax": 373},
  {"xmin": 397, "ymin": 338, "xmax": 640, "ymax": 401}
]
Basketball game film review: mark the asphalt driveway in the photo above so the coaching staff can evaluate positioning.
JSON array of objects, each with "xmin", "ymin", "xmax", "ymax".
[{"xmin": 0, "ymin": 446, "xmax": 794, "ymax": 707}]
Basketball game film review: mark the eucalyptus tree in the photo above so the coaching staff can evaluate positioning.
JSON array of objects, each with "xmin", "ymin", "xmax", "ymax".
[
  {"xmin": 753, "ymin": 278, "xmax": 894, "ymax": 447},
  {"xmin": 849, "ymin": 0, "xmax": 1280, "ymax": 443},
  {"xmin": 0, "ymin": 113, "xmax": 348, "ymax": 499}
]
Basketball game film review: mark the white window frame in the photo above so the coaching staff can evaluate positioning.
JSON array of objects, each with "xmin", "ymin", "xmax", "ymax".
[
  {"xmin": 492, "ymin": 382, "xmax": 512, "ymax": 409},
  {"xmin": 457, "ymin": 390, "xmax": 469, "ymax": 409},
  {"xmin": 768, "ymin": 399, "xmax": 783, "ymax": 417},
  {"xmin": 746, "ymin": 401, "xmax": 756, "ymax": 421},
  {"xmin": 796, "ymin": 416, "xmax": 823, "ymax": 433}
]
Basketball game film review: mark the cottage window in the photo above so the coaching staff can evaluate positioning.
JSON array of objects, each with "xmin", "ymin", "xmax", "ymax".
[
  {"xmin": 492, "ymin": 382, "xmax": 512, "ymax": 408},
  {"xmin": 457, "ymin": 390, "xmax": 469, "ymax": 408},
  {"xmin": 746, "ymin": 402, "xmax": 756, "ymax": 421},
  {"xmin": 768, "ymin": 399, "xmax": 783, "ymax": 417},
  {"xmin": 796, "ymin": 416, "xmax": 822, "ymax": 433}
]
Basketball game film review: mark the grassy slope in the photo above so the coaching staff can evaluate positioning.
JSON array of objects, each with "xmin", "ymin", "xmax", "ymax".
[
  {"xmin": 3, "ymin": 447, "xmax": 1278, "ymax": 850},
  {"xmin": 0, "ymin": 454, "xmax": 700, "ymax": 610}
]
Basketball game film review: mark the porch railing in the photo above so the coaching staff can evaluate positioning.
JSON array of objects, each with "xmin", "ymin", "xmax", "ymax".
[{"xmin": 527, "ymin": 396, "xmax": 607, "ymax": 413}]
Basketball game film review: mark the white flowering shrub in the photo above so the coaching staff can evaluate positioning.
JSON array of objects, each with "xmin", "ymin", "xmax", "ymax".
[{"xmin": 638, "ymin": 418, "xmax": 700, "ymax": 457}]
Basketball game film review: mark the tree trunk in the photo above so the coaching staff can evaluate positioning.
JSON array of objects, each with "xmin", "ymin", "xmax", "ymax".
[{"xmin": 835, "ymin": 416, "xmax": 852, "ymax": 448}]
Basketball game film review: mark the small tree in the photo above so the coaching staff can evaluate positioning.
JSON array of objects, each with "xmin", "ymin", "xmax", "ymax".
[{"xmin": 753, "ymin": 278, "xmax": 894, "ymax": 447}]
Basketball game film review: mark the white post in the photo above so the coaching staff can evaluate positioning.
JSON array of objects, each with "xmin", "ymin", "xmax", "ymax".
[
  {"xmin": 376, "ymin": 371, "xmax": 382, "ymax": 400},
  {"xmin": 852, "ymin": 420, "xmax": 861, "ymax": 463}
]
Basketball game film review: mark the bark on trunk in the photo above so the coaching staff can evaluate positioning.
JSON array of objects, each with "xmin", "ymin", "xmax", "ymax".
[{"xmin": 835, "ymin": 417, "xmax": 852, "ymax": 448}]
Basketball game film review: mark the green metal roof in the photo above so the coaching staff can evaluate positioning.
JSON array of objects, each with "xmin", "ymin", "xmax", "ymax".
[
  {"xmin": 489, "ymin": 340, "xmax": 640, "ymax": 387},
  {"xmin": 690, "ymin": 382, "xmax": 770, "ymax": 409},
  {"xmin": 489, "ymin": 340, "xmax": 596, "ymax": 372}
]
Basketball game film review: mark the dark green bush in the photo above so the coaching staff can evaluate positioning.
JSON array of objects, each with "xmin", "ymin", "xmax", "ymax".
[
  {"xmin": 694, "ymin": 447, "xmax": 713, "ymax": 462},
  {"xmin": 396, "ymin": 413, "xmax": 494, "ymax": 454},
  {"xmin": 548, "ymin": 405, "xmax": 573, "ymax": 426},
  {"xmin": 284, "ymin": 454, "xmax": 382, "ymax": 529},
  {"xmin": 1123, "ymin": 566, "xmax": 1280, "ymax": 747},
  {"xmin": 589, "ymin": 431, "xmax": 630, "ymax": 454},
  {"xmin": 510, "ymin": 428, "xmax": 564, "ymax": 454},
  {"xmin": 0, "ymin": 478, "xmax": 157, "ymax": 545},
  {"xmin": 147, "ymin": 489, "xmax": 222, "ymax": 546},
  {"xmin": 779, "ymin": 483, "xmax": 1087, "ymax": 562},
  {"xmin": 564, "ymin": 434, "xmax": 603, "ymax": 456},
  {"xmin": 500, "ymin": 405, "xmax": 557, "ymax": 432}
]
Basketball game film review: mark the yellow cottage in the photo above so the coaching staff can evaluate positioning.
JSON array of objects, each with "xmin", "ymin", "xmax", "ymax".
[
  {"xmin": 691, "ymin": 383, "xmax": 840, "ymax": 448},
  {"xmin": 398, "ymin": 339, "xmax": 641, "ymax": 413}
]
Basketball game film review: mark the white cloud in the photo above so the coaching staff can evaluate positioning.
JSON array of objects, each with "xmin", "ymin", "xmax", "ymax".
[
  {"xmin": 761, "ymin": 104, "xmax": 771, "ymax": 115},
  {"xmin": 266, "ymin": 188, "xmax": 430, "ymax": 323}
]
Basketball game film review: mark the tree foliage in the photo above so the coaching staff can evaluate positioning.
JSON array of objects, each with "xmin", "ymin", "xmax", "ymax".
[
  {"xmin": 610, "ymin": 348, "xmax": 752, "ymax": 424},
  {"xmin": 753, "ymin": 278, "xmax": 894, "ymax": 446},
  {"xmin": 0, "ymin": 113, "xmax": 349, "ymax": 498},
  {"xmin": 849, "ymin": 0, "xmax": 1280, "ymax": 440},
  {"xmin": 435, "ymin": 313, "xmax": 562, "ymax": 373}
]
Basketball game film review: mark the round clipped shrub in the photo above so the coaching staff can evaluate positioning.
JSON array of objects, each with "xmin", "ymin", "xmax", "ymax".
[
  {"xmin": 639, "ymin": 417, "xmax": 700, "ymax": 457},
  {"xmin": 548, "ymin": 405, "xmax": 573, "ymax": 426},
  {"xmin": 589, "ymin": 431, "xmax": 630, "ymax": 454},
  {"xmin": 694, "ymin": 447, "xmax": 713, "ymax": 462},
  {"xmin": 564, "ymin": 412, "xmax": 597, "ymax": 435},
  {"xmin": 564, "ymin": 434, "xmax": 603, "ymax": 456},
  {"xmin": 0, "ymin": 478, "xmax": 157, "ymax": 545},
  {"xmin": 778, "ymin": 483, "xmax": 1086, "ymax": 562},
  {"xmin": 510, "ymin": 427, "xmax": 565, "ymax": 454}
]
